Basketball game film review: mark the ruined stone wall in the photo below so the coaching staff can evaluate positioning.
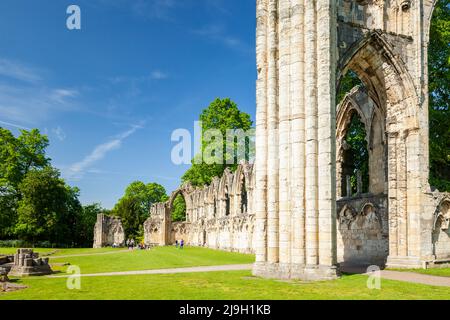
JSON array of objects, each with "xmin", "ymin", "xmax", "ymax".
[
  {"xmin": 337, "ymin": 195, "xmax": 389, "ymax": 267},
  {"xmin": 93, "ymin": 214, "xmax": 125, "ymax": 248},
  {"xmin": 144, "ymin": 163, "xmax": 256, "ymax": 254},
  {"xmin": 143, "ymin": 203, "xmax": 169, "ymax": 246},
  {"xmin": 423, "ymin": 192, "xmax": 450, "ymax": 264}
]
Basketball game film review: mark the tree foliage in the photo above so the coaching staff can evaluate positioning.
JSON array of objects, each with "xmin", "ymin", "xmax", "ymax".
[
  {"xmin": 113, "ymin": 196, "xmax": 143, "ymax": 239},
  {"xmin": 0, "ymin": 127, "xmax": 97, "ymax": 246},
  {"xmin": 15, "ymin": 167, "xmax": 80, "ymax": 244},
  {"xmin": 429, "ymin": 0, "xmax": 450, "ymax": 191},
  {"xmin": 345, "ymin": 113, "xmax": 369, "ymax": 194},
  {"xmin": 182, "ymin": 98, "xmax": 253, "ymax": 187},
  {"xmin": 124, "ymin": 181, "xmax": 168, "ymax": 214},
  {"xmin": 0, "ymin": 128, "xmax": 50, "ymax": 188},
  {"xmin": 172, "ymin": 194, "xmax": 186, "ymax": 222},
  {"xmin": 337, "ymin": 70, "xmax": 362, "ymax": 104},
  {"xmin": 113, "ymin": 181, "xmax": 168, "ymax": 238}
]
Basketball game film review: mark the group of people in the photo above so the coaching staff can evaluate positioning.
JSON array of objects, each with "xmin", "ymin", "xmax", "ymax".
[
  {"xmin": 124, "ymin": 239, "xmax": 147, "ymax": 250},
  {"xmin": 175, "ymin": 239, "xmax": 185, "ymax": 249},
  {"xmin": 112, "ymin": 239, "xmax": 185, "ymax": 249}
]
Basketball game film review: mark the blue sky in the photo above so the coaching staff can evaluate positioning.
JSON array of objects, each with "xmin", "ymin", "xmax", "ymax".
[{"xmin": 0, "ymin": 0, "xmax": 257, "ymax": 209}]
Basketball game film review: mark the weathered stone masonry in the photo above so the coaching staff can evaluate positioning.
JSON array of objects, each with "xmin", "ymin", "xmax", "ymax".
[
  {"xmin": 93, "ymin": 214, "xmax": 125, "ymax": 248},
  {"xmin": 97, "ymin": 0, "xmax": 450, "ymax": 280},
  {"xmin": 144, "ymin": 163, "xmax": 257, "ymax": 254},
  {"xmin": 251, "ymin": 0, "xmax": 449, "ymax": 280}
]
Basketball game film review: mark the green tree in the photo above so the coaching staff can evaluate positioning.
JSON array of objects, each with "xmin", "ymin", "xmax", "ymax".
[
  {"xmin": 15, "ymin": 167, "xmax": 70, "ymax": 242},
  {"xmin": 337, "ymin": 70, "xmax": 362, "ymax": 104},
  {"xmin": 113, "ymin": 181, "xmax": 168, "ymax": 237},
  {"xmin": 345, "ymin": 113, "xmax": 369, "ymax": 194},
  {"xmin": 124, "ymin": 181, "xmax": 168, "ymax": 214},
  {"xmin": 113, "ymin": 196, "xmax": 143, "ymax": 238},
  {"xmin": 182, "ymin": 98, "xmax": 253, "ymax": 186},
  {"xmin": 172, "ymin": 194, "xmax": 186, "ymax": 222},
  {"xmin": 0, "ymin": 183, "xmax": 18, "ymax": 238},
  {"xmin": 429, "ymin": 0, "xmax": 450, "ymax": 191},
  {"xmin": 76, "ymin": 203, "xmax": 103, "ymax": 247},
  {"xmin": 0, "ymin": 128, "xmax": 50, "ymax": 188},
  {"xmin": 0, "ymin": 128, "xmax": 50, "ymax": 238}
]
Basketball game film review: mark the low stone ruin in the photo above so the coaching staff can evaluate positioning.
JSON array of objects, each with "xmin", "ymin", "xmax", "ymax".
[
  {"xmin": 8, "ymin": 249, "xmax": 53, "ymax": 277},
  {"xmin": 93, "ymin": 214, "xmax": 125, "ymax": 248},
  {"xmin": 0, "ymin": 266, "xmax": 9, "ymax": 282}
]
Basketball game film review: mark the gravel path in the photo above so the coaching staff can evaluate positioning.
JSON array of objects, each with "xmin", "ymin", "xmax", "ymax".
[
  {"xmin": 376, "ymin": 270, "xmax": 450, "ymax": 287},
  {"xmin": 46, "ymin": 264, "xmax": 254, "ymax": 278},
  {"xmin": 342, "ymin": 265, "xmax": 450, "ymax": 287}
]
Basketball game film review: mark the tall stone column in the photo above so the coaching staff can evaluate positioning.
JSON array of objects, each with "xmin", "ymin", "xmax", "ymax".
[
  {"xmin": 253, "ymin": 0, "xmax": 338, "ymax": 280},
  {"xmin": 266, "ymin": 0, "xmax": 280, "ymax": 265},
  {"xmin": 289, "ymin": 0, "xmax": 306, "ymax": 267},
  {"xmin": 254, "ymin": 0, "xmax": 269, "ymax": 264}
]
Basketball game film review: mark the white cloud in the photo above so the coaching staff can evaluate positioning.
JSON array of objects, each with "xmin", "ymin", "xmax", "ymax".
[
  {"xmin": 0, "ymin": 120, "xmax": 31, "ymax": 130},
  {"xmin": 64, "ymin": 124, "xmax": 144, "ymax": 181},
  {"xmin": 131, "ymin": 0, "xmax": 177, "ymax": 20},
  {"xmin": 50, "ymin": 89, "xmax": 79, "ymax": 104},
  {"xmin": 192, "ymin": 24, "xmax": 250, "ymax": 53},
  {"xmin": 52, "ymin": 126, "xmax": 67, "ymax": 141},
  {"xmin": 0, "ymin": 58, "xmax": 42, "ymax": 83},
  {"xmin": 0, "ymin": 84, "xmax": 79, "ymax": 124},
  {"xmin": 150, "ymin": 70, "xmax": 169, "ymax": 80}
]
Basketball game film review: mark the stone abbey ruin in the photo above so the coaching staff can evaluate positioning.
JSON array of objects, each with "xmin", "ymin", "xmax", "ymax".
[{"xmin": 94, "ymin": 0, "xmax": 450, "ymax": 280}]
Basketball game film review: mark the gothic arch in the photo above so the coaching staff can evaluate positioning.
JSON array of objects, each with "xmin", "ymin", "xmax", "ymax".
[
  {"xmin": 167, "ymin": 186, "xmax": 192, "ymax": 222},
  {"xmin": 424, "ymin": 0, "xmax": 440, "ymax": 42},
  {"xmin": 336, "ymin": 86, "xmax": 370, "ymax": 144},
  {"xmin": 338, "ymin": 31, "xmax": 426, "ymax": 260},
  {"xmin": 338, "ymin": 31, "xmax": 419, "ymax": 131},
  {"xmin": 433, "ymin": 197, "xmax": 450, "ymax": 231},
  {"xmin": 432, "ymin": 197, "xmax": 450, "ymax": 259}
]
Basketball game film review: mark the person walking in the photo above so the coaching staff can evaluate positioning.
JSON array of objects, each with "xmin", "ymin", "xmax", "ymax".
[
  {"xmin": 175, "ymin": 240, "xmax": 179, "ymax": 248},
  {"xmin": 180, "ymin": 239, "xmax": 184, "ymax": 250}
]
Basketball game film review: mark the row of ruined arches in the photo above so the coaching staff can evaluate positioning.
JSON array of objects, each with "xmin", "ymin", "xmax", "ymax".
[{"xmin": 166, "ymin": 163, "xmax": 255, "ymax": 223}]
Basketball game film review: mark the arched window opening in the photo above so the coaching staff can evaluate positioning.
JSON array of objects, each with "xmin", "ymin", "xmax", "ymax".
[
  {"xmin": 428, "ymin": 1, "xmax": 450, "ymax": 192},
  {"xmin": 241, "ymin": 178, "xmax": 248, "ymax": 214},
  {"xmin": 342, "ymin": 112, "xmax": 370, "ymax": 197},
  {"xmin": 171, "ymin": 194, "xmax": 186, "ymax": 222},
  {"xmin": 337, "ymin": 70, "xmax": 362, "ymax": 105},
  {"xmin": 225, "ymin": 190, "xmax": 231, "ymax": 216}
]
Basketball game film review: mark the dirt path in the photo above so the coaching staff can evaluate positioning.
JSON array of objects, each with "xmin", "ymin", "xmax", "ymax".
[
  {"xmin": 46, "ymin": 264, "xmax": 254, "ymax": 278},
  {"xmin": 376, "ymin": 270, "xmax": 450, "ymax": 287},
  {"xmin": 342, "ymin": 265, "xmax": 450, "ymax": 287}
]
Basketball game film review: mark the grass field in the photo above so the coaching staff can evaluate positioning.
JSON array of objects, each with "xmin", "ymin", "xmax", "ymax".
[
  {"xmin": 2, "ymin": 271, "xmax": 450, "ymax": 300},
  {"xmin": 1, "ymin": 247, "xmax": 449, "ymax": 300},
  {"xmin": 47, "ymin": 247, "xmax": 255, "ymax": 274},
  {"xmin": 0, "ymin": 247, "xmax": 123, "ymax": 256}
]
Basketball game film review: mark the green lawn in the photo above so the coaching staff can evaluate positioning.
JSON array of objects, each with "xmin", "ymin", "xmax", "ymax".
[
  {"xmin": 1, "ymin": 246, "xmax": 255, "ymax": 275},
  {"xmin": 0, "ymin": 247, "xmax": 123, "ymax": 256},
  {"xmin": 1, "ymin": 247, "xmax": 449, "ymax": 300},
  {"xmin": 1, "ymin": 271, "xmax": 449, "ymax": 300}
]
